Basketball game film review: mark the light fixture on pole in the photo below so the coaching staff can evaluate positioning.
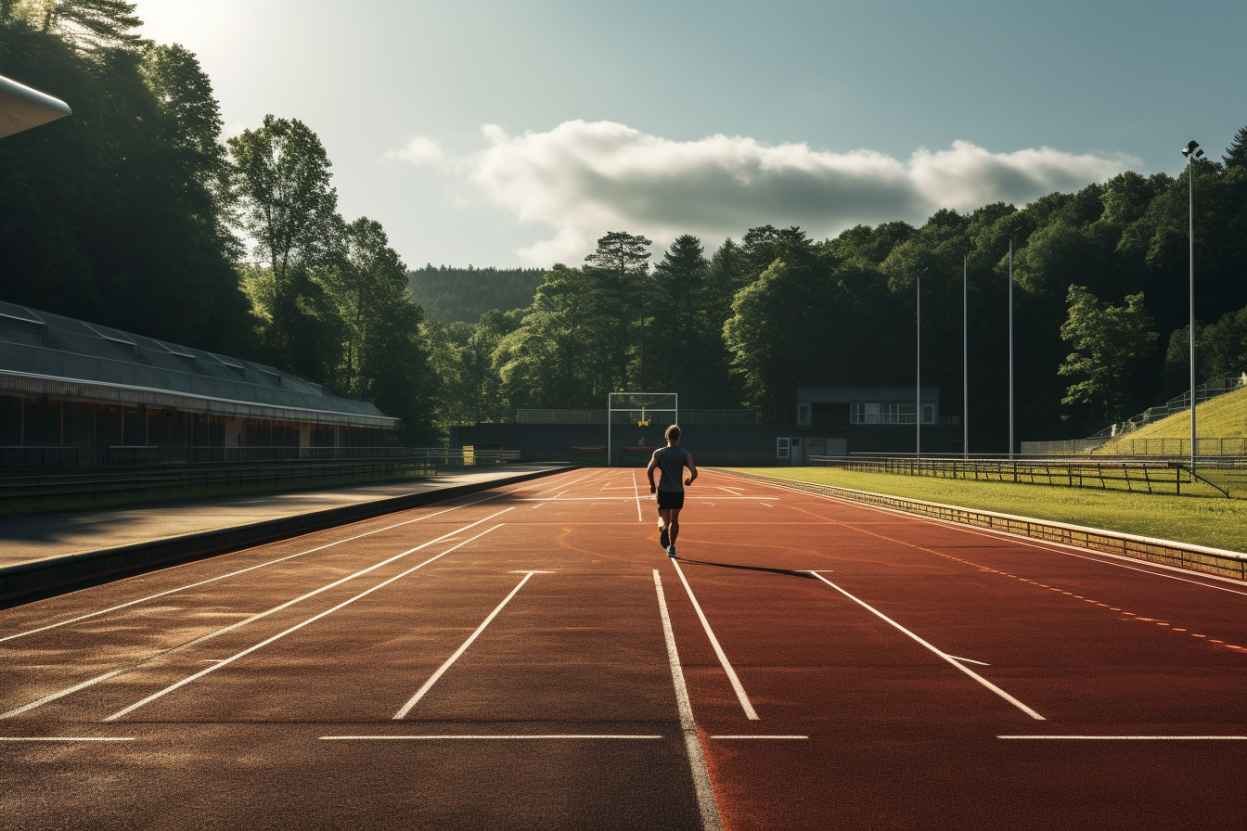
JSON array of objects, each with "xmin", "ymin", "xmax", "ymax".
[
  {"xmin": 1181, "ymin": 139, "xmax": 1204, "ymax": 475},
  {"xmin": 0, "ymin": 74, "xmax": 71, "ymax": 138}
]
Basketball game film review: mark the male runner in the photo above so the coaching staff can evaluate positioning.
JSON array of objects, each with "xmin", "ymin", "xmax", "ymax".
[{"xmin": 646, "ymin": 425, "xmax": 697, "ymax": 558}]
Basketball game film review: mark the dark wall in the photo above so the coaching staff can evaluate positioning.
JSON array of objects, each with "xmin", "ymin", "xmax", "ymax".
[{"xmin": 453, "ymin": 422, "xmax": 966, "ymax": 464}]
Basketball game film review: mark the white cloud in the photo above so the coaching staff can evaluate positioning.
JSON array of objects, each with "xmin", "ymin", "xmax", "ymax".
[
  {"xmin": 456, "ymin": 120, "xmax": 1134, "ymax": 265},
  {"xmin": 386, "ymin": 135, "xmax": 446, "ymax": 167}
]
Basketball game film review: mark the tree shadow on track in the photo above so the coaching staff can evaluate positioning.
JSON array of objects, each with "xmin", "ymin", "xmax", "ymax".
[{"xmin": 675, "ymin": 558, "xmax": 814, "ymax": 579}]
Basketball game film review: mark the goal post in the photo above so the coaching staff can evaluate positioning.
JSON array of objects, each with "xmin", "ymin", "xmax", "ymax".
[{"xmin": 607, "ymin": 392, "xmax": 678, "ymax": 467}]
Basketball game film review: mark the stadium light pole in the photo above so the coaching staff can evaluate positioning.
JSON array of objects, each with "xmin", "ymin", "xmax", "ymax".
[
  {"xmin": 1008, "ymin": 240, "xmax": 1014, "ymax": 460},
  {"xmin": 0, "ymin": 74, "xmax": 71, "ymax": 138},
  {"xmin": 915, "ymin": 268, "xmax": 925, "ymax": 459},
  {"xmin": 1181, "ymin": 140, "xmax": 1204, "ymax": 475},
  {"xmin": 963, "ymin": 256, "xmax": 968, "ymax": 460}
]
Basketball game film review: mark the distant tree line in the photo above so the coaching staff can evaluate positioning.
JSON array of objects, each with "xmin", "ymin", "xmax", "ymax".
[
  {"xmin": 5, "ymin": 3, "xmax": 1247, "ymax": 447},
  {"xmin": 408, "ymin": 266, "xmax": 544, "ymax": 323},
  {"xmin": 435, "ymin": 132, "xmax": 1247, "ymax": 448}
]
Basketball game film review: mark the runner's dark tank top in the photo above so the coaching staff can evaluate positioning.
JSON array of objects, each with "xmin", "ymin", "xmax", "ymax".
[{"xmin": 654, "ymin": 446, "xmax": 689, "ymax": 492}]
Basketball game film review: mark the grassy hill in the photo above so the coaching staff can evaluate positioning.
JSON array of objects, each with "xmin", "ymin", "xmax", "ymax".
[{"xmin": 1097, "ymin": 384, "xmax": 1247, "ymax": 454}]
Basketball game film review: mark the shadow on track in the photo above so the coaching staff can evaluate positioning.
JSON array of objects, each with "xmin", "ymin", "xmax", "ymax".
[{"xmin": 675, "ymin": 558, "xmax": 814, "ymax": 579}]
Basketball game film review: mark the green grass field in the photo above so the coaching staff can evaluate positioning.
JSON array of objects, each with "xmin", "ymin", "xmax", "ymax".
[
  {"xmin": 1097, "ymin": 384, "xmax": 1247, "ymax": 454},
  {"xmin": 733, "ymin": 466, "xmax": 1247, "ymax": 554}
]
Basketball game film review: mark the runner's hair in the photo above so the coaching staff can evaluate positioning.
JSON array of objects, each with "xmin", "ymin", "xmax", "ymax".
[{"xmin": 665, "ymin": 424, "xmax": 681, "ymax": 443}]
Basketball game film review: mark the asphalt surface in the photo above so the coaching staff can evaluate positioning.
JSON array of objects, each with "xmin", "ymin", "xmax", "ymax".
[{"xmin": 2, "ymin": 467, "xmax": 1245, "ymax": 830}]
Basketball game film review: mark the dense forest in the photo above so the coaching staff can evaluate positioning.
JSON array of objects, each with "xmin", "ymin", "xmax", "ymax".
[
  {"xmin": 4, "ymin": 3, "xmax": 1247, "ymax": 450},
  {"xmin": 408, "ymin": 266, "xmax": 543, "ymax": 322},
  {"xmin": 0, "ymin": 1, "xmax": 436, "ymax": 439},
  {"xmin": 436, "ymin": 144, "xmax": 1247, "ymax": 448}
]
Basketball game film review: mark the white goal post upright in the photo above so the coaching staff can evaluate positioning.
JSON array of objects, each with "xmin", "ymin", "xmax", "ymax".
[{"xmin": 606, "ymin": 392, "xmax": 678, "ymax": 467}]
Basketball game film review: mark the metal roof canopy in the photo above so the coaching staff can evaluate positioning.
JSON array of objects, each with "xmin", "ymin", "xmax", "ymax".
[{"xmin": 0, "ymin": 75, "xmax": 71, "ymax": 138}]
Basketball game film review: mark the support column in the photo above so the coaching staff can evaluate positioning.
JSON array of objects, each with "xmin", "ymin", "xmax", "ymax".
[{"xmin": 298, "ymin": 422, "xmax": 311, "ymax": 458}]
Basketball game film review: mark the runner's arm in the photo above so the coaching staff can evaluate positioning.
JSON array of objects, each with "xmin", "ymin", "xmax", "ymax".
[
  {"xmin": 685, "ymin": 452, "xmax": 698, "ymax": 486},
  {"xmin": 646, "ymin": 451, "xmax": 658, "ymax": 493}
]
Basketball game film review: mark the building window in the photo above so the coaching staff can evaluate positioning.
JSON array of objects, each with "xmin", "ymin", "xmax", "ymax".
[
  {"xmin": 850, "ymin": 401, "xmax": 935, "ymax": 426},
  {"xmin": 797, "ymin": 403, "xmax": 812, "ymax": 427}
]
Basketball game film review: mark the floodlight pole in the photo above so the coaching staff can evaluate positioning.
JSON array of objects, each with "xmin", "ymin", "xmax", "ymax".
[
  {"xmin": 1008, "ymin": 240, "xmax": 1014, "ymax": 460},
  {"xmin": 963, "ymin": 256, "xmax": 968, "ymax": 460},
  {"xmin": 915, "ymin": 270, "xmax": 921, "ymax": 459},
  {"xmin": 1187, "ymin": 149, "xmax": 1197, "ymax": 476}
]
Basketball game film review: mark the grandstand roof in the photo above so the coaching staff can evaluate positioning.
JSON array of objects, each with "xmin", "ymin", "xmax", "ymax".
[{"xmin": 0, "ymin": 302, "xmax": 397, "ymax": 429}]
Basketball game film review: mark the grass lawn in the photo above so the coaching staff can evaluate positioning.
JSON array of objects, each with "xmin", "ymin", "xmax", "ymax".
[
  {"xmin": 1098, "ymin": 384, "xmax": 1247, "ymax": 453},
  {"xmin": 732, "ymin": 466, "xmax": 1247, "ymax": 554}
]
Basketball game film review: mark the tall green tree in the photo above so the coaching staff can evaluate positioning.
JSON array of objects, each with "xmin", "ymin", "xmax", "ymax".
[
  {"xmin": 583, "ymin": 231, "xmax": 652, "ymax": 390},
  {"xmin": 34, "ymin": 0, "xmax": 142, "ymax": 50},
  {"xmin": 1224, "ymin": 126, "xmax": 1247, "ymax": 170},
  {"xmin": 1059, "ymin": 286, "xmax": 1159, "ymax": 425},
  {"xmin": 228, "ymin": 115, "xmax": 339, "ymax": 298}
]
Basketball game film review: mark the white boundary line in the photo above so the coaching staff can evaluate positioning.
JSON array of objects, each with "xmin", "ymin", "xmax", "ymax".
[
  {"xmin": 632, "ymin": 471, "xmax": 644, "ymax": 522},
  {"xmin": 710, "ymin": 735, "xmax": 808, "ymax": 740},
  {"xmin": 0, "ymin": 492, "xmax": 509, "ymax": 644},
  {"xmin": 670, "ymin": 561, "xmax": 759, "ymax": 721},
  {"xmin": 717, "ymin": 471, "xmax": 1247, "ymax": 594},
  {"xmin": 654, "ymin": 570, "xmax": 723, "ymax": 831},
  {"xmin": 806, "ymin": 571, "xmax": 1044, "ymax": 721},
  {"xmin": 393, "ymin": 570, "xmax": 537, "ymax": 719},
  {"xmin": 321, "ymin": 734, "xmax": 664, "ymax": 741},
  {"xmin": 2, "ymin": 509, "xmax": 513, "ymax": 721},
  {"xmin": 0, "ymin": 736, "xmax": 135, "ymax": 742},
  {"xmin": 103, "ymin": 523, "xmax": 509, "ymax": 722},
  {"xmin": 999, "ymin": 735, "xmax": 1247, "ymax": 741}
]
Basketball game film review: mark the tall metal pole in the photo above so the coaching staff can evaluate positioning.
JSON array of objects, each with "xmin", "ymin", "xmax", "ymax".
[
  {"xmin": 963, "ymin": 256, "xmax": 968, "ymax": 460},
  {"xmin": 1189, "ymin": 157, "xmax": 1197, "ymax": 475},
  {"xmin": 916, "ymin": 270, "xmax": 921, "ymax": 459},
  {"xmin": 1008, "ymin": 240, "xmax": 1014, "ymax": 459}
]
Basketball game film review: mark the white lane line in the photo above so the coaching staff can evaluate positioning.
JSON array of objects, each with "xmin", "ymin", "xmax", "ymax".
[
  {"xmin": 671, "ymin": 560, "xmax": 759, "ymax": 721},
  {"xmin": 393, "ymin": 570, "xmax": 537, "ymax": 719},
  {"xmin": 946, "ymin": 654, "xmax": 992, "ymax": 667},
  {"xmin": 0, "ymin": 737, "xmax": 135, "ymax": 742},
  {"xmin": 632, "ymin": 471, "xmax": 644, "ymax": 522},
  {"xmin": 2, "ymin": 509, "xmax": 514, "ymax": 721},
  {"xmin": 717, "ymin": 486, "xmax": 745, "ymax": 495},
  {"xmin": 532, "ymin": 470, "xmax": 597, "ymax": 495},
  {"xmin": 103, "ymin": 523, "xmax": 508, "ymax": 723},
  {"xmin": 654, "ymin": 570, "xmax": 723, "ymax": 831},
  {"xmin": 999, "ymin": 735, "xmax": 1247, "ymax": 741},
  {"xmin": 807, "ymin": 571, "xmax": 1044, "ymax": 721},
  {"xmin": 320, "ymin": 734, "xmax": 664, "ymax": 741},
  {"xmin": 0, "ymin": 493, "xmax": 509, "ymax": 645},
  {"xmin": 710, "ymin": 735, "xmax": 809, "ymax": 741}
]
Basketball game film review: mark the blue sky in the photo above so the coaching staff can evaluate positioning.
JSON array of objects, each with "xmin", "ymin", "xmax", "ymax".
[{"xmin": 138, "ymin": 0, "xmax": 1246, "ymax": 267}]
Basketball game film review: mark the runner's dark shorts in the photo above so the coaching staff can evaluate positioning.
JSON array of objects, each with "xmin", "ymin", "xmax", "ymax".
[{"xmin": 656, "ymin": 490, "xmax": 685, "ymax": 510}]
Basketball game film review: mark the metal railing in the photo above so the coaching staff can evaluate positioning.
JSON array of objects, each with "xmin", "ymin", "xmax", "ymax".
[
  {"xmin": 726, "ymin": 470, "xmax": 1247, "ymax": 580},
  {"xmin": 87, "ymin": 445, "xmax": 521, "ymax": 466},
  {"xmin": 808, "ymin": 454, "xmax": 1231, "ymax": 498},
  {"xmin": 1022, "ymin": 437, "xmax": 1247, "ymax": 458}
]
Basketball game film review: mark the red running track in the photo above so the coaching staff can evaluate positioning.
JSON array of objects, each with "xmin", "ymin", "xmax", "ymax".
[{"xmin": 1, "ymin": 467, "xmax": 1245, "ymax": 830}]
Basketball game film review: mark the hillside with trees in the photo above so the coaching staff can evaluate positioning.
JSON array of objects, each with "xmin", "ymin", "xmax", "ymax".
[
  {"xmin": 407, "ymin": 266, "xmax": 543, "ymax": 322},
  {"xmin": 5, "ymin": 3, "xmax": 1247, "ymax": 449}
]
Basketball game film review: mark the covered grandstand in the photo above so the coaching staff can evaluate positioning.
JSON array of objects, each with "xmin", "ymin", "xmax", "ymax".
[{"xmin": 0, "ymin": 301, "xmax": 398, "ymax": 466}]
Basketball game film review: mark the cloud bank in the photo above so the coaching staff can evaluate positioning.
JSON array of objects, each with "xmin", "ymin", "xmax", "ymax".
[{"xmin": 393, "ymin": 120, "xmax": 1134, "ymax": 264}]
